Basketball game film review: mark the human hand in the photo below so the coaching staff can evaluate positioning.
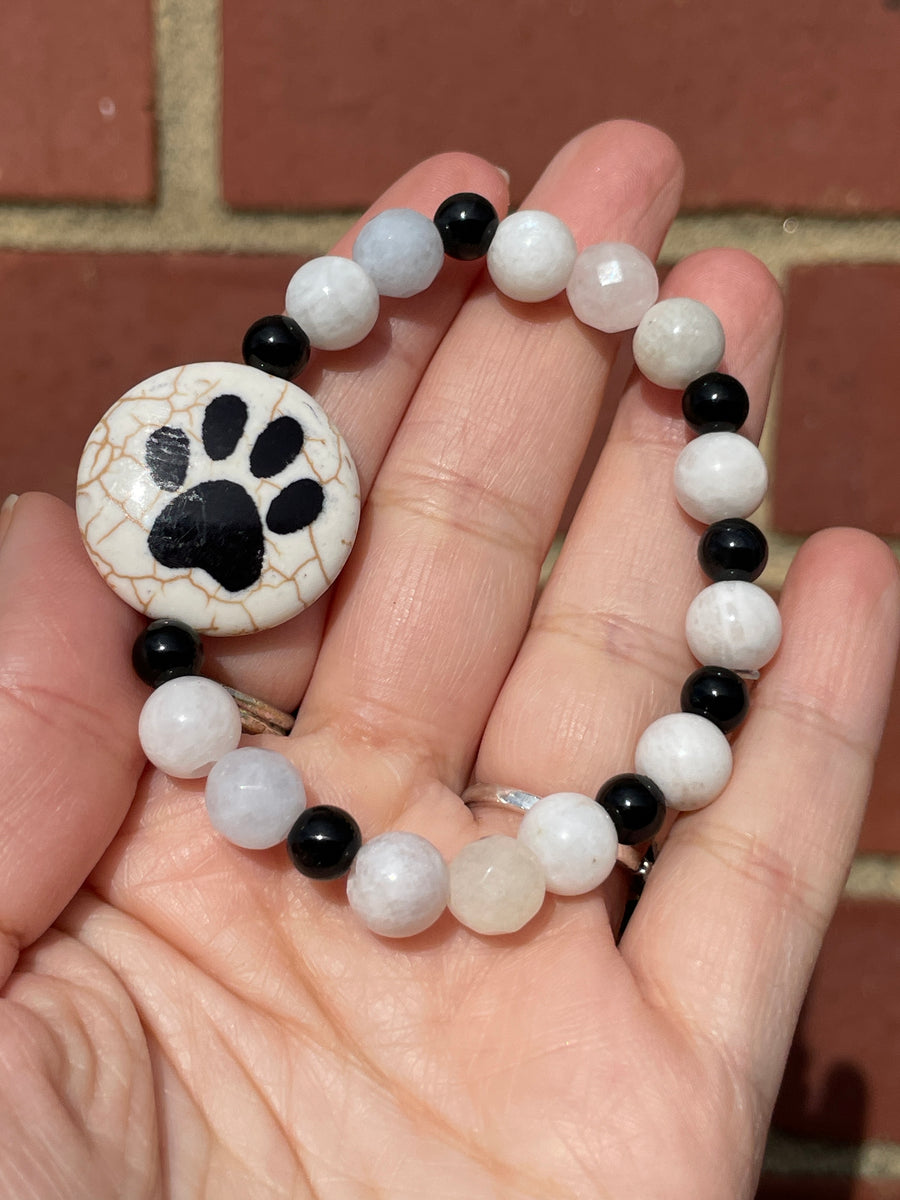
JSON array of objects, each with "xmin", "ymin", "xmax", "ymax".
[{"xmin": 1, "ymin": 121, "xmax": 897, "ymax": 1200}]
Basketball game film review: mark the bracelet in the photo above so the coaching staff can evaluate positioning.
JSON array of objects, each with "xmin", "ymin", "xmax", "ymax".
[{"xmin": 76, "ymin": 187, "xmax": 780, "ymax": 940}]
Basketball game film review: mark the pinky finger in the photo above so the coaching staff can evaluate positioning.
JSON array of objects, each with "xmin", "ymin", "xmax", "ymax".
[{"xmin": 0, "ymin": 494, "xmax": 147, "ymax": 987}]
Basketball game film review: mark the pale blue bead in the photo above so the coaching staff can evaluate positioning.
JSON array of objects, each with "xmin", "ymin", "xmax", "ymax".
[
  {"xmin": 205, "ymin": 747, "xmax": 306, "ymax": 850},
  {"xmin": 352, "ymin": 208, "xmax": 445, "ymax": 298}
]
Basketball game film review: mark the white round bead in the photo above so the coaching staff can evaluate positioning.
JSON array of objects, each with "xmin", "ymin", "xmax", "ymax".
[
  {"xmin": 674, "ymin": 431, "xmax": 768, "ymax": 522},
  {"xmin": 566, "ymin": 242, "xmax": 659, "ymax": 333},
  {"xmin": 486, "ymin": 210, "xmax": 577, "ymax": 303},
  {"xmin": 138, "ymin": 676, "xmax": 242, "ymax": 779},
  {"xmin": 686, "ymin": 580, "xmax": 783, "ymax": 670},
  {"xmin": 346, "ymin": 832, "xmax": 449, "ymax": 938},
  {"xmin": 518, "ymin": 792, "xmax": 619, "ymax": 895},
  {"xmin": 448, "ymin": 835, "xmax": 545, "ymax": 935},
  {"xmin": 352, "ymin": 208, "xmax": 445, "ymax": 298},
  {"xmin": 205, "ymin": 747, "xmax": 306, "ymax": 849},
  {"xmin": 633, "ymin": 297, "xmax": 726, "ymax": 389},
  {"xmin": 634, "ymin": 713, "xmax": 733, "ymax": 812},
  {"xmin": 284, "ymin": 256, "xmax": 379, "ymax": 350}
]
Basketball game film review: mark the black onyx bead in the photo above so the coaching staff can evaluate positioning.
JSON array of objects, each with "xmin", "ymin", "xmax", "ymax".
[
  {"xmin": 132, "ymin": 618, "xmax": 204, "ymax": 687},
  {"xmin": 595, "ymin": 774, "xmax": 665, "ymax": 845},
  {"xmin": 287, "ymin": 805, "xmax": 362, "ymax": 880},
  {"xmin": 681, "ymin": 665, "xmax": 750, "ymax": 733},
  {"xmin": 242, "ymin": 315, "xmax": 311, "ymax": 380},
  {"xmin": 433, "ymin": 193, "xmax": 499, "ymax": 260},
  {"xmin": 698, "ymin": 517, "xmax": 768, "ymax": 582},
  {"xmin": 682, "ymin": 372, "xmax": 750, "ymax": 433}
]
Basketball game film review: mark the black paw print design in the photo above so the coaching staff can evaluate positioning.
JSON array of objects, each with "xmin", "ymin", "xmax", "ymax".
[{"xmin": 145, "ymin": 393, "xmax": 326, "ymax": 592}]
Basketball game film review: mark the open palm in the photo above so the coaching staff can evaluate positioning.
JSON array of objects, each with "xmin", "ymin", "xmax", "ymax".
[{"xmin": 1, "ymin": 122, "xmax": 897, "ymax": 1200}]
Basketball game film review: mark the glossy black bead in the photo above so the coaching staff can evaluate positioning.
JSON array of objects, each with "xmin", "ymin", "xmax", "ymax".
[
  {"xmin": 698, "ymin": 518, "xmax": 768, "ymax": 582},
  {"xmin": 242, "ymin": 315, "xmax": 311, "ymax": 380},
  {"xmin": 287, "ymin": 805, "xmax": 362, "ymax": 880},
  {"xmin": 132, "ymin": 618, "xmax": 204, "ymax": 687},
  {"xmin": 595, "ymin": 774, "xmax": 665, "ymax": 845},
  {"xmin": 682, "ymin": 372, "xmax": 750, "ymax": 432},
  {"xmin": 681, "ymin": 665, "xmax": 750, "ymax": 733},
  {"xmin": 433, "ymin": 193, "xmax": 499, "ymax": 260}
]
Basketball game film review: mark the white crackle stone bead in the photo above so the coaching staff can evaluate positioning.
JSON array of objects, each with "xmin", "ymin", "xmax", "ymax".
[
  {"xmin": 674, "ymin": 431, "xmax": 768, "ymax": 523},
  {"xmin": 138, "ymin": 676, "xmax": 242, "ymax": 778},
  {"xmin": 633, "ymin": 297, "xmax": 726, "ymax": 389},
  {"xmin": 347, "ymin": 832, "xmax": 449, "ymax": 938},
  {"xmin": 352, "ymin": 208, "xmax": 445, "ymax": 298},
  {"xmin": 76, "ymin": 362, "xmax": 360, "ymax": 636},
  {"xmin": 285, "ymin": 256, "xmax": 379, "ymax": 350},
  {"xmin": 686, "ymin": 580, "xmax": 782, "ymax": 670},
  {"xmin": 449, "ymin": 835, "xmax": 545, "ymax": 935},
  {"xmin": 634, "ymin": 713, "xmax": 733, "ymax": 812},
  {"xmin": 486, "ymin": 210, "xmax": 577, "ymax": 303},
  {"xmin": 518, "ymin": 792, "xmax": 619, "ymax": 895},
  {"xmin": 205, "ymin": 746, "xmax": 306, "ymax": 849},
  {"xmin": 566, "ymin": 242, "xmax": 659, "ymax": 333}
]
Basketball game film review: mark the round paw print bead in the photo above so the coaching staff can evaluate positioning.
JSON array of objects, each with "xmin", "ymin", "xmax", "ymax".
[{"xmin": 76, "ymin": 362, "xmax": 360, "ymax": 636}]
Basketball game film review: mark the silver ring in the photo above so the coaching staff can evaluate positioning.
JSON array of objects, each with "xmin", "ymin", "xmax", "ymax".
[{"xmin": 461, "ymin": 782, "xmax": 657, "ymax": 876}]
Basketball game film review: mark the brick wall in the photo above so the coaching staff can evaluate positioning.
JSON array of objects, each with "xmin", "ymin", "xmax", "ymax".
[{"xmin": 1, "ymin": 1, "xmax": 898, "ymax": 1194}]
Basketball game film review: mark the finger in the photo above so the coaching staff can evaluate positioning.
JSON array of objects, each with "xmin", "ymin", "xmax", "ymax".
[
  {"xmin": 293, "ymin": 121, "xmax": 685, "ymax": 829},
  {"xmin": 202, "ymin": 153, "xmax": 510, "ymax": 708},
  {"xmin": 623, "ymin": 529, "xmax": 900, "ymax": 1101},
  {"xmin": 0, "ymin": 493, "xmax": 146, "ymax": 986},
  {"xmin": 476, "ymin": 247, "xmax": 782, "ymax": 802}
]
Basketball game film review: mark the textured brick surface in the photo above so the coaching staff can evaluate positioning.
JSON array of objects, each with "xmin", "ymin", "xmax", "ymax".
[
  {"xmin": 757, "ymin": 1178, "xmax": 900, "ymax": 1199},
  {"xmin": 773, "ymin": 899, "xmax": 900, "ymax": 1143},
  {"xmin": 0, "ymin": 0, "xmax": 154, "ymax": 202},
  {"xmin": 859, "ymin": 663, "xmax": 900, "ymax": 855},
  {"xmin": 0, "ymin": 253, "xmax": 298, "ymax": 502},
  {"xmin": 773, "ymin": 264, "xmax": 900, "ymax": 536},
  {"xmin": 223, "ymin": 0, "xmax": 900, "ymax": 212}
]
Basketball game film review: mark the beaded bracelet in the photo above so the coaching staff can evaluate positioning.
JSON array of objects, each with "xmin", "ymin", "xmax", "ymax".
[{"xmin": 77, "ymin": 189, "xmax": 780, "ymax": 939}]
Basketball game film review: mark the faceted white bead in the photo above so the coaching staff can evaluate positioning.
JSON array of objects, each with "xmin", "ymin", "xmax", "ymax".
[
  {"xmin": 448, "ymin": 835, "xmax": 545, "ymax": 935},
  {"xmin": 633, "ymin": 297, "xmax": 726, "ymax": 389},
  {"xmin": 674, "ymin": 431, "xmax": 768, "ymax": 523},
  {"xmin": 634, "ymin": 713, "xmax": 733, "ymax": 812},
  {"xmin": 518, "ymin": 792, "xmax": 619, "ymax": 895},
  {"xmin": 138, "ymin": 676, "xmax": 242, "ymax": 779},
  {"xmin": 346, "ymin": 832, "xmax": 449, "ymax": 938},
  {"xmin": 686, "ymin": 580, "xmax": 782, "ymax": 670},
  {"xmin": 352, "ymin": 208, "xmax": 445, "ymax": 298},
  {"xmin": 205, "ymin": 747, "xmax": 306, "ymax": 849},
  {"xmin": 566, "ymin": 242, "xmax": 659, "ymax": 333},
  {"xmin": 284, "ymin": 256, "xmax": 379, "ymax": 350},
  {"xmin": 486, "ymin": 210, "xmax": 577, "ymax": 303}
]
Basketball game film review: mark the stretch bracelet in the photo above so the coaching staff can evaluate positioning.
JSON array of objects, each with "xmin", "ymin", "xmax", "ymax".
[{"xmin": 77, "ymin": 189, "xmax": 780, "ymax": 939}]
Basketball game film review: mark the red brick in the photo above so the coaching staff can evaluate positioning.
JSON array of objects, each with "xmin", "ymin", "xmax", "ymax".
[
  {"xmin": 773, "ymin": 265, "xmax": 900, "ymax": 536},
  {"xmin": 0, "ymin": 0, "xmax": 154, "ymax": 202},
  {"xmin": 757, "ymin": 1178, "xmax": 900, "ymax": 1200},
  {"xmin": 773, "ymin": 899, "xmax": 900, "ymax": 1142},
  {"xmin": 0, "ymin": 253, "xmax": 298, "ymax": 502},
  {"xmin": 222, "ymin": 0, "xmax": 900, "ymax": 212},
  {"xmin": 859, "ymin": 662, "xmax": 900, "ymax": 854}
]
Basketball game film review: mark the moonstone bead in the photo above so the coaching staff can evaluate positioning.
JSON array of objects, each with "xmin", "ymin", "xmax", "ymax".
[
  {"xmin": 352, "ymin": 208, "xmax": 445, "ymax": 298},
  {"xmin": 632, "ymin": 298, "xmax": 726, "ymax": 389},
  {"xmin": 284, "ymin": 256, "xmax": 379, "ymax": 350},
  {"xmin": 346, "ymin": 832, "xmax": 449, "ymax": 938},
  {"xmin": 205, "ymin": 747, "xmax": 306, "ymax": 849},
  {"xmin": 487, "ymin": 210, "xmax": 577, "ymax": 303},
  {"xmin": 138, "ymin": 675, "xmax": 242, "ymax": 778},
  {"xmin": 686, "ymin": 580, "xmax": 782, "ymax": 670},
  {"xmin": 448, "ymin": 836, "xmax": 545, "ymax": 935},
  {"xmin": 566, "ymin": 242, "xmax": 659, "ymax": 333},
  {"xmin": 518, "ymin": 792, "xmax": 619, "ymax": 895},
  {"xmin": 634, "ymin": 713, "xmax": 733, "ymax": 812},
  {"xmin": 674, "ymin": 432, "xmax": 768, "ymax": 523}
]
